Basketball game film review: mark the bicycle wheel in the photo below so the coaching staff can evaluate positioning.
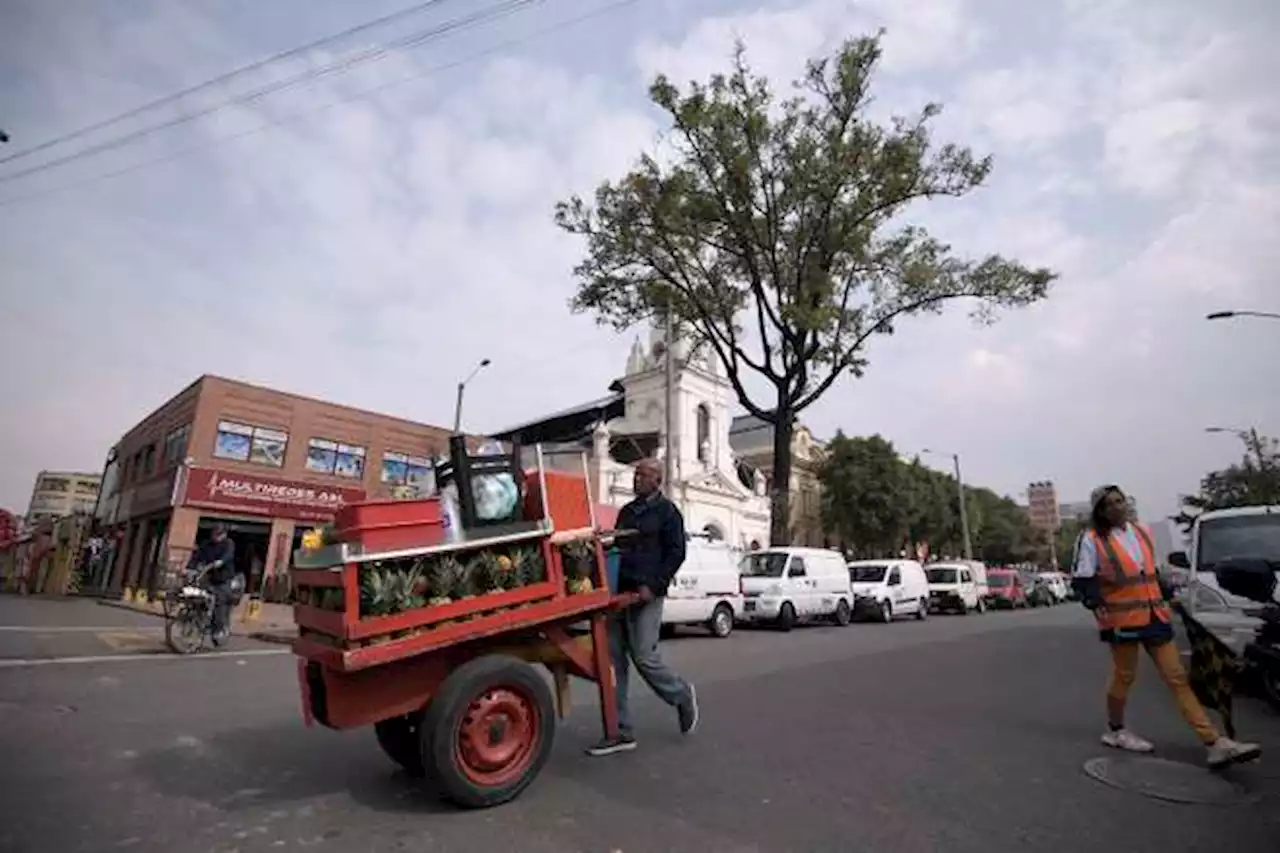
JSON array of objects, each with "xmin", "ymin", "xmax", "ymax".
[{"xmin": 165, "ymin": 604, "xmax": 206, "ymax": 655}]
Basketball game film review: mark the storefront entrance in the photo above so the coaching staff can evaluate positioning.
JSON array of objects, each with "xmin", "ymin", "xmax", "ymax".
[{"xmin": 195, "ymin": 516, "xmax": 272, "ymax": 594}]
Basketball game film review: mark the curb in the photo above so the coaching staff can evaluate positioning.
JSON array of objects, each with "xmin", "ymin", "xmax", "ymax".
[{"xmin": 247, "ymin": 631, "xmax": 297, "ymax": 646}]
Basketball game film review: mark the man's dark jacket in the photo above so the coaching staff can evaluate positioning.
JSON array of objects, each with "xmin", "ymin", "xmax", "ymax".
[
  {"xmin": 615, "ymin": 492, "xmax": 686, "ymax": 596},
  {"xmin": 189, "ymin": 538, "xmax": 237, "ymax": 585}
]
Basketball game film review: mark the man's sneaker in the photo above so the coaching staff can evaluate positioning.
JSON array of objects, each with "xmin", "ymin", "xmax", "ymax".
[
  {"xmin": 677, "ymin": 684, "xmax": 699, "ymax": 735},
  {"xmin": 585, "ymin": 735, "xmax": 637, "ymax": 757},
  {"xmin": 1101, "ymin": 728, "xmax": 1154, "ymax": 753},
  {"xmin": 1207, "ymin": 737, "xmax": 1261, "ymax": 769}
]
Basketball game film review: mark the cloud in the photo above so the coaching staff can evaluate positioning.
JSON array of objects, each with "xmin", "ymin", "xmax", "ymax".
[{"xmin": 0, "ymin": 0, "xmax": 1277, "ymax": 530}]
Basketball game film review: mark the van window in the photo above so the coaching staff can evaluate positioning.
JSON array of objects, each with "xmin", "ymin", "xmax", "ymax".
[
  {"xmin": 888, "ymin": 567, "xmax": 901, "ymax": 586},
  {"xmin": 788, "ymin": 557, "xmax": 808, "ymax": 578},
  {"xmin": 961, "ymin": 570, "xmax": 972, "ymax": 583},
  {"xmin": 850, "ymin": 564, "xmax": 887, "ymax": 582},
  {"xmin": 740, "ymin": 552, "xmax": 789, "ymax": 578},
  {"xmin": 926, "ymin": 567, "xmax": 957, "ymax": 584}
]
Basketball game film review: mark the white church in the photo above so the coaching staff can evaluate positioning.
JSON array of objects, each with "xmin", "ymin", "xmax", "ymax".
[{"xmin": 494, "ymin": 322, "xmax": 772, "ymax": 548}]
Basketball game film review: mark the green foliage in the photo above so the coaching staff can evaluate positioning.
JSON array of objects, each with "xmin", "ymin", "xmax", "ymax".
[
  {"xmin": 555, "ymin": 34, "xmax": 1055, "ymax": 544},
  {"xmin": 1173, "ymin": 433, "xmax": 1280, "ymax": 532},
  {"xmin": 819, "ymin": 431, "xmax": 1038, "ymax": 564}
]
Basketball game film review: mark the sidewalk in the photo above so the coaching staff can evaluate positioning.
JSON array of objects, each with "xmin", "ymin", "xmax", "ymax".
[{"xmin": 97, "ymin": 597, "xmax": 297, "ymax": 645}]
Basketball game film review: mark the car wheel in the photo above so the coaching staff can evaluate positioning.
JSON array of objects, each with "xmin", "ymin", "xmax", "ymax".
[
  {"xmin": 879, "ymin": 600, "xmax": 893, "ymax": 624},
  {"xmin": 975, "ymin": 598, "xmax": 986, "ymax": 614},
  {"xmin": 777, "ymin": 602, "xmax": 797, "ymax": 632},
  {"xmin": 916, "ymin": 599, "xmax": 927, "ymax": 620},
  {"xmin": 708, "ymin": 603, "xmax": 734, "ymax": 638},
  {"xmin": 833, "ymin": 598, "xmax": 852, "ymax": 626}
]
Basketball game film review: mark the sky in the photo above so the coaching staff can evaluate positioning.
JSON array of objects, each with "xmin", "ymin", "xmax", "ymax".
[{"xmin": 1, "ymin": 0, "xmax": 1277, "ymax": 524}]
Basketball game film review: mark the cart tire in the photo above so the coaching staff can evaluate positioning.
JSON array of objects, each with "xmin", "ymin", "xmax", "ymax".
[
  {"xmin": 375, "ymin": 713, "xmax": 426, "ymax": 778},
  {"xmin": 420, "ymin": 654, "xmax": 555, "ymax": 809}
]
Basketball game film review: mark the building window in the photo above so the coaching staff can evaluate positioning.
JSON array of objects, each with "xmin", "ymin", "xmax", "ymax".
[
  {"xmin": 142, "ymin": 443, "xmax": 156, "ymax": 475},
  {"xmin": 305, "ymin": 438, "xmax": 367, "ymax": 479},
  {"xmin": 696, "ymin": 404, "xmax": 710, "ymax": 463},
  {"xmin": 39, "ymin": 477, "xmax": 70, "ymax": 493},
  {"xmin": 164, "ymin": 425, "xmax": 191, "ymax": 466},
  {"xmin": 381, "ymin": 451, "xmax": 435, "ymax": 493},
  {"xmin": 213, "ymin": 420, "xmax": 288, "ymax": 467}
]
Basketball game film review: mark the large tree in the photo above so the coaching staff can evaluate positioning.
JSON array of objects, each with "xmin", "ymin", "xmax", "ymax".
[
  {"xmin": 555, "ymin": 34, "xmax": 1055, "ymax": 544},
  {"xmin": 1173, "ymin": 431, "xmax": 1280, "ymax": 532}
]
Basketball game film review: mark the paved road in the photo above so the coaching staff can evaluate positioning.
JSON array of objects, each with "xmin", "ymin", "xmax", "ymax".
[{"xmin": 1, "ymin": 600, "xmax": 1277, "ymax": 853}]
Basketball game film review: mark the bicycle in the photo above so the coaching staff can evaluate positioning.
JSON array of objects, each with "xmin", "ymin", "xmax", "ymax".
[{"xmin": 164, "ymin": 564, "xmax": 242, "ymax": 654}]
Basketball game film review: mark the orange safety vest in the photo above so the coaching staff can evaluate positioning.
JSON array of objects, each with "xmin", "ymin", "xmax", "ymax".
[{"xmin": 1090, "ymin": 523, "xmax": 1170, "ymax": 631}]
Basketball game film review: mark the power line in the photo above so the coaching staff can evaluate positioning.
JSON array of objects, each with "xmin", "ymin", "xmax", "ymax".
[
  {"xmin": 0, "ymin": 0, "xmax": 638, "ymax": 210},
  {"xmin": 0, "ymin": 0, "xmax": 539, "ymax": 187},
  {"xmin": 0, "ymin": 0, "xmax": 460, "ymax": 167}
]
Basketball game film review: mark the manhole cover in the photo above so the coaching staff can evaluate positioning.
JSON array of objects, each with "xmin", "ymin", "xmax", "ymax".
[{"xmin": 1083, "ymin": 755, "xmax": 1256, "ymax": 805}]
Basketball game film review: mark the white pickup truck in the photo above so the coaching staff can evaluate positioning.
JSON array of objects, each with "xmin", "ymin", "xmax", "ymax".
[{"xmin": 1168, "ymin": 504, "xmax": 1280, "ymax": 655}]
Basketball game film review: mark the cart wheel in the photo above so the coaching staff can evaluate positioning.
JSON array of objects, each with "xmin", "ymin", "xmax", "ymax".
[
  {"xmin": 375, "ymin": 713, "xmax": 425, "ymax": 778},
  {"xmin": 420, "ymin": 654, "xmax": 555, "ymax": 809}
]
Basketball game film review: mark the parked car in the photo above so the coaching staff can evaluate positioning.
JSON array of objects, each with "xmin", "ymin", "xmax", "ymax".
[
  {"xmin": 986, "ymin": 569, "xmax": 1027, "ymax": 608},
  {"xmin": 925, "ymin": 562, "xmax": 985, "ymax": 614},
  {"xmin": 739, "ymin": 547, "xmax": 853, "ymax": 631},
  {"xmin": 1026, "ymin": 577, "xmax": 1057, "ymax": 608},
  {"xmin": 848, "ymin": 559, "xmax": 931, "ymax": 622},
  {"xmin": 661, "ymin": 537, "xmax": 744, "ymax": 638},
  {"xmin": 1036, "ymin": 572, "xmax": 1070, "ymax": 602}
]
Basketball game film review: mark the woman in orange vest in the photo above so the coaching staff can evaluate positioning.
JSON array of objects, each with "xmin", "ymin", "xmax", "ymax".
[{"xmin": 1072, "ymin": 484, "xmax": 1260, "ymax": 769}]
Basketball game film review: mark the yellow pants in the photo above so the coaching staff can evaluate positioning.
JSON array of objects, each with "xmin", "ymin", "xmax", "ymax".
[{"xmin": 1107, "ymin": 640, "xmax": 1219, "ymax": 744}]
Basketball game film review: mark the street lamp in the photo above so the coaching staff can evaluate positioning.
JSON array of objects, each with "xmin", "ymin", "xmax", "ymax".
[
  {"xmin": 1205, "ymin": 425, "xmax": 1267, "ymax": 467},
  {"xmin": 453, "ymin": 358, "xmax": 491, "ymax": 435},
  {"xmin": 1206, "ymin": 310, "xmax": 1280, "ymax": 321},
  {"xmin": 923, "ymin": 447, "xmax": 973, "ymax": 560}
]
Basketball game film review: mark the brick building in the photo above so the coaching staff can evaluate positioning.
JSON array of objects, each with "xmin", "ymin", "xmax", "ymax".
[{"xmin": 95, "ymin": 375, "xmax": 452, "ymax": 599}]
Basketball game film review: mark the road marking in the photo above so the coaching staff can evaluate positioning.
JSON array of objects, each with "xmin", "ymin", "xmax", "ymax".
[
  {"xmin": 0, "ymin": 648, "xmax": 290, "ymax": 669},
  {"xmin": 0, "ymin": 625, "xmax": 164, "ymax": 633}
]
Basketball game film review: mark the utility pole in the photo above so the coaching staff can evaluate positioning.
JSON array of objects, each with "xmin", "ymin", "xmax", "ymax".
[
  {"xmin": 952, "ymin": 453, "xmax": 974, "ymax": 561},
  {"xmin": 663, "ymin": 306, "xmax": 676, "ymax": 492}
]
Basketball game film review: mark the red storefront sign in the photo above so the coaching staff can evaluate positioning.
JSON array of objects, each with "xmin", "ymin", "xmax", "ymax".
[{"xmin": 182, "ymin": 467, "xmax": 366, "ymax": 522}]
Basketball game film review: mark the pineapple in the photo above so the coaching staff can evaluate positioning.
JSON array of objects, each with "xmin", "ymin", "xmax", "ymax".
[
  {"xmin": 561, "ymin": 540, "xmax": 596, "ymax": 595},
  {"xmin": 514, "ymin": 547, "xmax": 546, "ymax": 587},
  {"xmin": 471, "ymin": 552, "xmax": 503, "ymax": 595},
  {"xmin": 395, "ymin": 564, "xmax": 426, "ymax": 612},
  {"xmin": 425, "ymin": 557, "xmax": 456, "ymax": 606},
  {"xmin": 447, "ymin": 556, "xmax": 475, "ymax": 601},
  {"xmin": 359, "ymin": 568, "xmax": 396, "ymax": 617}
]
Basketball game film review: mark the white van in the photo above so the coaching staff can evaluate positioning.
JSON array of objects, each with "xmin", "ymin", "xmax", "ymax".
[
  {"xmin": 848, "ymin": 559, "xmax": 931, "ymax": 622},
  {"xmin": 738, "ymin": 547, "xmax": 853, "ymax": 631},
  {"xmin": 1036, "ymin": 572, "xmax": 1069, "ymax": 602},
  {"xmin": 925, "ymin": 562, "xmax": 985, "ymax": 614},
  {"xmin": 662, "ymin": 538, "xmax": 744, "ymax": 638}
]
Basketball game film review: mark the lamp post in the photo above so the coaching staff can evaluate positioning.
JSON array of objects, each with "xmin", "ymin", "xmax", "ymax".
[
  {"xmin": 1206, "ymin": 310, "xmax": 1280, "ymax": 321},
  {"xmin": 923, "ymin": 447, "xmax": 973, "ymax": 560},
  {"xmin": 1205, "ymin": 425, "xmax": 1267, "ymax": 468},
  {"xmin": 453, "ymin": 358, "xmax": 491, "ymax": 435}
]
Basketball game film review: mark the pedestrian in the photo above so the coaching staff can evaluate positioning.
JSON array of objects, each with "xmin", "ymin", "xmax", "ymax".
[
  {"xmin": 1072, "ymin": 484, "xmax": 1260, "ymax": 768},
  {"xmin": 587, "ymin": 457, "xmax": 698, "ymax": 756},
  {"xmin": 187, "ymin": 523, "xmax": 238, "ymax": 645}
]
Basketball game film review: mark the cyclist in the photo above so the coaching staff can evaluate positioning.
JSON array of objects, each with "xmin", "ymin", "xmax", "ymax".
[{"xmin": 187, "ymin": 523, "xmax": 237, "ymax": 645}]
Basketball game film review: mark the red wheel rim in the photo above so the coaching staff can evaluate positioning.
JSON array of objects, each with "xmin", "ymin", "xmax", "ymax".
[{"xmin": 454, "ymin": 687, "xmax": 539, "ymax": 787}]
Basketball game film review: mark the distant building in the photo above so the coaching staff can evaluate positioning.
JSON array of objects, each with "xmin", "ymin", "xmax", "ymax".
[
  {"xmin": 25, "ymin": 471, "xmax": 100, "ymax": 526},
  {"xmin": 1026, "ymin": 481, "xmax": 1060, "ymax": 532}
]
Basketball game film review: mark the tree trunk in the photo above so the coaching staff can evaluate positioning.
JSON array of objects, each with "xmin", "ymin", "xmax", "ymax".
[{"xmin": 769, "ymin": 405, "xmax": 795, "ymax": 546}]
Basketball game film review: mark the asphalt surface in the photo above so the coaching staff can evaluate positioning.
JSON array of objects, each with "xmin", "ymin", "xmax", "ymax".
[{"xmin": 1, "ymin": 599, "xmax": 1277, "ymax": 853}]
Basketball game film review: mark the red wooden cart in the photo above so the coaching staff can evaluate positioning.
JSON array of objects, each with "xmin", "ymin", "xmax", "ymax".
[{"xmin": 290, "ymin": 446, "xmax": 628, "ymax": 809}]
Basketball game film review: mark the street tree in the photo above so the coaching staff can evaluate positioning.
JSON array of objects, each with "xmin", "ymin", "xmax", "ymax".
[
  {"xmin": 818, "ymin": 432, "xmax": 907, "ymax": 556},
  {"xmin": 1174, "ymin": 432, "xmax": 1280, "ymax": 531},
  {"xmin": 555, "ymin": 34, "xmax": 1056, "ymax": 544}
]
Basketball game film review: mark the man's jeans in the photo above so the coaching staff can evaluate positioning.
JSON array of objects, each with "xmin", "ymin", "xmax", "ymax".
[
  {"xmin": 610, "ymin": 596, "xmax": 692, "ymax": 736},
  {"xmin": 209, "ymin": 583, "xmax": 234, "ymax": 637}
]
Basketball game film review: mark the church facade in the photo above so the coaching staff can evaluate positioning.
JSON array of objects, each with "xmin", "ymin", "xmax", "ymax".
[{"xmin": 494, "ymin": 323, "xmax": 772, "ymax": 549}]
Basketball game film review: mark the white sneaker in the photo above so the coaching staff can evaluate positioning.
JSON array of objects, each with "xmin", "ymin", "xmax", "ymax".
[
  {"xmin": 1206, "ymin": 737, "xmax": 1261, "ymax": 769},
  {"xmin": 1101, "ymin": 728, "xmax": 1155, "ymax": 753}
]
